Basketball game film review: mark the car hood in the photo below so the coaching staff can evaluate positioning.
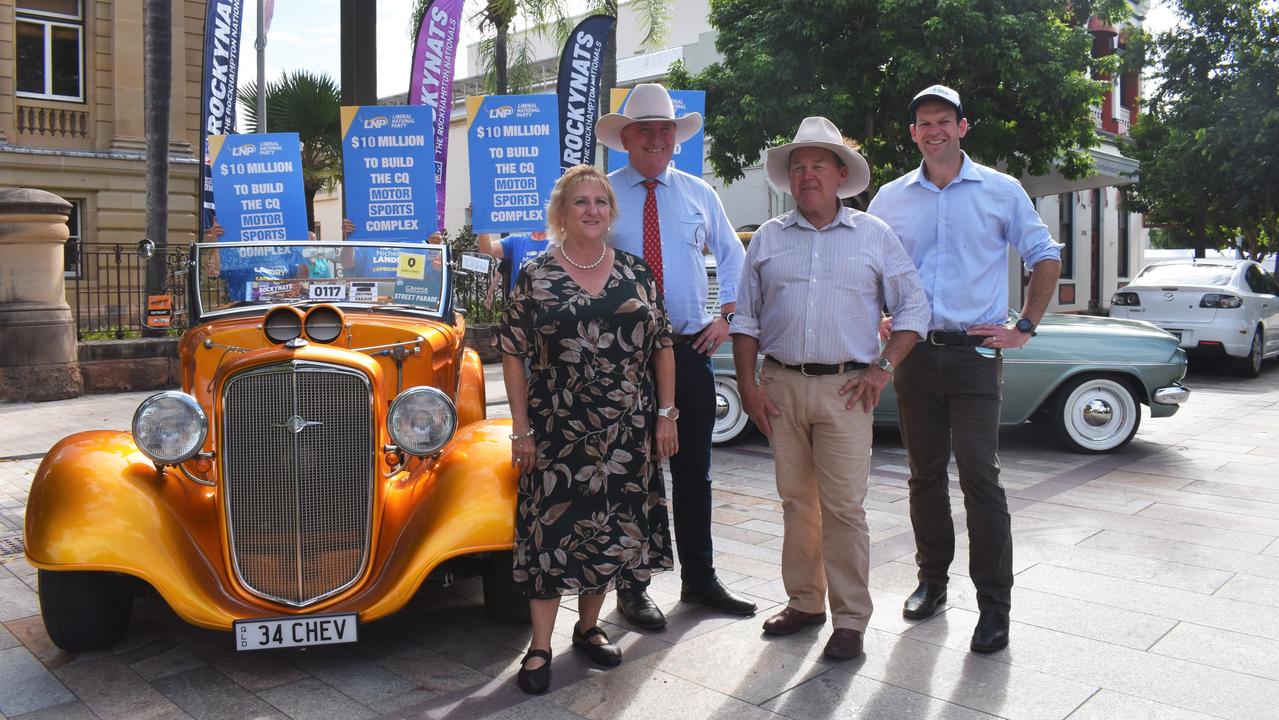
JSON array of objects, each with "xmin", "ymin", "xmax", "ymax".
[{"xmin": 1037, "ymin": 312, "xmax": 1173, "ymax": 339}]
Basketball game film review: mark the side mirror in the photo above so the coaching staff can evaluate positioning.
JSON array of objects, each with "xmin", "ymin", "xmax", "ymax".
[{"xmin": 137, "ymin": 238, "xmax": 156, "ymax": 260}]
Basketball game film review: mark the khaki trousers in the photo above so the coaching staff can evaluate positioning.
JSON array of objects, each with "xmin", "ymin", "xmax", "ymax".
[{"xmin": 761, "ymin": 360, "xmax": 873, "ymax": 631}]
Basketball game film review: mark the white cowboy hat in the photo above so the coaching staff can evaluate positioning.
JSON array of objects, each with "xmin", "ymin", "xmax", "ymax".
[
  {"xmin": 765, "ymin": 116, "xmax": 870, "ymax": 198},
  {"xmin": 597, "ymin": 83, "xmax": 702, "ymax": 151}
]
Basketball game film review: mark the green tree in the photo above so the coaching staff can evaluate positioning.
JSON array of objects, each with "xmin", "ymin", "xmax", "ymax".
[
  {"xmin": 412, "ymin": 1, "xmax": 568, "ymax": 95},
  {"xmin": 237, "ymin": 71, "xmax": 343, "ymax": 233},
  {"xmin": 668, "ymin": 0, "xmax": 1129, "ymax": 198},
  {"xmin": 1124, "ymin": 0, "xmax": 1279, "ymax": 263}
]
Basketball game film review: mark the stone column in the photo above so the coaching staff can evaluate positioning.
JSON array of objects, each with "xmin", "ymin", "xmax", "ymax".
[{"xmin": 0, "ymin": 188, "xmax": 82, "ymax": 401}]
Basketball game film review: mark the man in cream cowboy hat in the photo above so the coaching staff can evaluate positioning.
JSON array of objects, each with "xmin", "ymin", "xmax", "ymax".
[
  {"xmin": 600, "ymin": 83, "xmax": 756, "ymax": 628},
  {"xmin": 730, "ymin": 116, "xmax": 928, "ymax": 659}
]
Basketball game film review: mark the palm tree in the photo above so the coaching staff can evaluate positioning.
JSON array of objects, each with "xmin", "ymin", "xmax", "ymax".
[
  {"xmin": 143, "ymin": 0, "xmax": 170, "ymax": 337},
  {"xmin": 237, "ymin": 71, "xmax": 343, "ymax": 232}
]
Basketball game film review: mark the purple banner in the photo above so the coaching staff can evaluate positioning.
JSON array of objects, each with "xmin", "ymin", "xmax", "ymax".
[
  {"xmin": 408, "ymin": 0, "xmax": 465, "ymax": 232},
  {"xmin": 199, "ymin": 0, "xmax": 245, "ymax": 238},
  {"xmin": 557, "ymin": 15, "xmax": 613, "ymax": 173}
]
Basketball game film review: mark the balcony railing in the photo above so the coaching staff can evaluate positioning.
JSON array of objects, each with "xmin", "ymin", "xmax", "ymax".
[{"xmin": 16, "ymin": 102, "xmax": 89, "ymax": 139}]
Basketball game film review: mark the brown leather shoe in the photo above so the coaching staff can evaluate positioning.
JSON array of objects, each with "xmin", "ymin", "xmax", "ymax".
[
  {"xmin": 823, "ymin": 628, "xmax": 864, "ymax": 660},
  {"xmin": 762, "ymin": 607, "xmax": 826, "ymax": 636}
]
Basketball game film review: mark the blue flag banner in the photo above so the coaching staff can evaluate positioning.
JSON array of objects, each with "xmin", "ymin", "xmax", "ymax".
[
  {"xmin": 556, "ymin": 14, "xmax": 613, "ymax": 173},
  {"xmin": 408, "ymin": 0, "xmax": 465, "ymax": 233},
  {"xmin": 208, "ymin": 132, "xmax": 309, "ymax": 242},
  {"xmin": 340, "ymin": 105, "xmax": 438, "ymax": 241},
  {"xmin": 607, "ymin": 89, "xmax": 706, "ymax": 176},
  {"xmin": 199, "ymin": 0, "xmax": 245, "ymax": 237},
  {"xmin": 466, "ymin": 95, "xmax": 559, "ymax": 234}
]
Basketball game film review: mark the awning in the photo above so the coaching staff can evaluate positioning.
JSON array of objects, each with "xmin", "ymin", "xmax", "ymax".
[{"xmin": 1016, "ymin": 145, "xmax": 1139, "ymax": 198}]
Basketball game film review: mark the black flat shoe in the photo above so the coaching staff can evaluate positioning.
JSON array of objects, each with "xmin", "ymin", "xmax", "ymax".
[
  {"xmin": 572, "ymin": 623, "xmax": 622, "ymax": 667},
  {"xmin": 970, "ymin": 610, "xmax": 1010, "ymax": 653},
  {"xmin": 516, "ymin": 648, "xmax": 552, "ymax": 694},
  {"xmin": 902, "ymin": 581, "xmax": 947, "ymax": 620},
  {"xmin": 681, "ymin": 580, "xmax": 757, "ymax": 616},
  {"xmin": 616, "ymin": 588, "xmax": 667, "ymax": 629}
]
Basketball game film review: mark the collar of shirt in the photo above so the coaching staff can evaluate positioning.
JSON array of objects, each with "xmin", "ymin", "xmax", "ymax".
[
  {"xmin": 905, "ymin": 151, "xmax": 984, "ymax": 193},
  {"xmin": 780, "ymin": 205, "xmax": 859, "ymax": 232},
  {"xmin": 616, "ymin": 163, "xmax": 673, "ymax": 190}
]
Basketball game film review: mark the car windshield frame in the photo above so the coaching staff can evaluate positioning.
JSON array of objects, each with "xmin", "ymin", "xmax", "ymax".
[
  {"xmin": 1132, "ymin": 262, "xmax": 1236, "ymax": 287},
  {"xmin": 190, "ymin": 240, "xmax": 452, "ymax": 322}
]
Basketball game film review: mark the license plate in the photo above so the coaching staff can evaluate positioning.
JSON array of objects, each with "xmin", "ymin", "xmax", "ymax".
[{"xmin": 234, "ymin": 613, "xmax": 358, "ymax": 651}]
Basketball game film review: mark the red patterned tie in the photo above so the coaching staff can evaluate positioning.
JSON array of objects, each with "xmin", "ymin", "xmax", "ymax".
[{"xmin": 642, "ymin": 179, "xmax": 664, "ymax": 294}]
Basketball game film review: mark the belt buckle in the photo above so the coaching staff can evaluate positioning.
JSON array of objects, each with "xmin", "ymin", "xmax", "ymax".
[
  {"xmin": 799, "ymin": 363, "xmax": 817, "ymax": 377},
  {"xmin": 929, "ymin": 332, "xmax": 946, "ymax": 346}
]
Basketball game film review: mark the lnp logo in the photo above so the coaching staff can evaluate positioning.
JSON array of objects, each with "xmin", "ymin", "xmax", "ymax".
[
  {"xmin": 363, "ymin": 115, "xmax": 389, "ymax": 129},
  {"xmin": 488, "ymin": 105, "xmax": 514, "ymax": 119},
  {"xmin": 231, "ymin": 144, "xmax": 257, "ymax": 156},
  {"xmin": 273, "ymin": 415, "xmax": 323, "ymax": 434}
]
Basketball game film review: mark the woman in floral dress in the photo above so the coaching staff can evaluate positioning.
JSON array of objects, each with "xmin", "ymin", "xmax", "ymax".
[{"xmin": 496, "ymin": 164, "xmax": 677, "ymax": 694}]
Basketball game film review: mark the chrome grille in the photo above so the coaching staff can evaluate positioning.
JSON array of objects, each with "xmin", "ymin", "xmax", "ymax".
[{"xmin": 223, "ymin": 362, "xmax": 373, "ymax": 606}]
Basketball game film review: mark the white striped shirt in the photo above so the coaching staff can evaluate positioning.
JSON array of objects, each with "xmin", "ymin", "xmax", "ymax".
[{"xmin": 731, "ymin": 207, "xmax": 929, "ymax": 365}]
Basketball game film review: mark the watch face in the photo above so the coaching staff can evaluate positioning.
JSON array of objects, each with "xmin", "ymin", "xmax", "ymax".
[
  {"xmin": 1015, "ymin": 318, "xmax": 1034, "ymax": 333},
  {"xmin": 660, "ymin": 407, "xmax": 680, "ymax": 421}
]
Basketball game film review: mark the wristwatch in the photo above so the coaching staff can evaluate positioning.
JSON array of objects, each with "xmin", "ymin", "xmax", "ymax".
[
  {"xmin": 723, "ymin": 311, "xmax": 735, "ymax": 325},
  {"xmin": 657, "ymin": 406, "xmax": 680, "ymax": 421},
  {"xmin": 873, "ymin": 356, "xmax": 894, "ymax": 374},
  {"xmin": 1014, "ymin": 318, "xmax": 1036, "ymax": 334}
]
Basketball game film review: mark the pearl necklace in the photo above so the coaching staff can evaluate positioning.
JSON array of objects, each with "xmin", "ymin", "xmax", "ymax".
[{"xmin": 560, "ymin": 242, "xmax": 608, "ymax": 270}]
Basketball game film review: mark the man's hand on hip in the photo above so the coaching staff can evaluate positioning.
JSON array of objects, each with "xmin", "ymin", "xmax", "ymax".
[
  {"xmin": 693, "ymin": 317, "xmax": 731, "ymax": 355},
  {"xmin": 968, "ymin": 323, "xmax": 1031, "ymax": 350},
  {"xmin": 840, "ymin": 367, "xmax": 890, "ymax": 412},
  {"xmin": 741, "ymin": 382, "xmax": 780, "ymax": 437}
]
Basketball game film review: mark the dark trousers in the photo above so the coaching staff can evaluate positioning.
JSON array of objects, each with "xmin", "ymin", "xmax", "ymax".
[
  {"xmin": 894, "ymin": 343, "xmax": 1012, "ymax": 614},
  {"xmin": 637, "ymin": 343, "xmax": 717, "ymax": 588}
]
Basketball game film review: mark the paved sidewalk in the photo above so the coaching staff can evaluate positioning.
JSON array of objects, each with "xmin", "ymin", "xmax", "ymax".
[{"xmin": 1, "ymin": 363, "xmax": 1277, "ymax": 719}]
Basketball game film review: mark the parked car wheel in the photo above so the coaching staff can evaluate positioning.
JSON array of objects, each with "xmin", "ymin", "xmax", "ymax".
[
  {"xmin": 1052, "ymin": 375, "xmax": 1141, "ymax": 454},
  {"xmin": 1234, "ymin": 326, "xmax": 1265, "ymax": 378},
  {"xmin": 712, "ymin": 377, "xmax": 752, "ymax": 444},
  {"xmin": 482, "ymin": 552, "xmax": 530, "ymax": 624},
  {"xmin": 38, "ymin": 570, "xmax": 133, "ymax": 651}
]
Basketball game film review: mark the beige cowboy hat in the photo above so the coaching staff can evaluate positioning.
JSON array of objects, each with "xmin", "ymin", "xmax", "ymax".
[
  {"xmin": 765, "ymin": 116, "xmax": 870, "ymax": 198},
  {"xmin": 597, "ymin": 83, "xmax": 703, "ymax": 151}
]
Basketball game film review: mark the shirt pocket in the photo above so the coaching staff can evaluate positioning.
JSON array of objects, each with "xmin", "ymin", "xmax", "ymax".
[{"xmin": 678, "ymin": 213, "xmax": 707, "ymax": 250}]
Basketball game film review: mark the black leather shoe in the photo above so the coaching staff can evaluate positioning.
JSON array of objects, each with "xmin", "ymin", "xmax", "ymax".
[
  {"xmin": 681, "ymin": 580, "xmax": 757, "ymax": 616},
  {"xmin": 516, "ymin": 648, "xmax": 551, "ymax": 694},
  {"xmin": 616, "ymin": 588, "xmax": 667, "ymax": 629},
  {"xmin": 902, "ymin": 581, "xmax": 947, "ymax": 620},
  {"xmin": 970, "ymin": 610, "xmax": 1010, "ymax": 653},
  {"xmin": 572, "ymin": 623, "xmax": 622, "ymax": 666}
]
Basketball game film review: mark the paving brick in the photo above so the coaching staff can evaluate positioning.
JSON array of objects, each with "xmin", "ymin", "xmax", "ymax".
[{"xmin": 0, "ymin": 647, "xmax": 75, "ymax": 717}]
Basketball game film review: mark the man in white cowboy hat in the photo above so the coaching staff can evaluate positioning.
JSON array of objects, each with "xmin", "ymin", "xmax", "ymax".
[
  {"xmin": 731, "ymin": 116, "xmax": 929, "ymax": 660},
  {"xmin": 598, "ymin": 82, "xmax": 755, "ymax": 628},
  {"xmin": 867, "ymin": 84, "xmax": 1061, "ymax": 654}
]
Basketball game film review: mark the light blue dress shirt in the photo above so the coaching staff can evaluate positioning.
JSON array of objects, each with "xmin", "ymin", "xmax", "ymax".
[
  {"xmin": 608, "ymin": 164, "xmax": 744, "ymax": 334},
  {"xmin": 868, "ymin": 152, "xmax": 1062, "ymax": 331}
]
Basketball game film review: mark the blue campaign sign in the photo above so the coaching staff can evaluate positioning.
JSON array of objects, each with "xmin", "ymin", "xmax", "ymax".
[
  {"xmin": 340, "ymin": 105, "xmax": 437, "ymax": 241},
  {"xmin": 467, "ymin": 94, "xmax": 559, "ymax": 234},
  {"xmin": 606, "ymin": 89, "xmax": 705, "ymax": 177},
  {"xmin": 208, "ymin": 133, "xmax": 308, "ymax": 241}
]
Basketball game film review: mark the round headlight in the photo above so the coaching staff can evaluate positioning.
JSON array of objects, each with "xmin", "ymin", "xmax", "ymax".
[
  {"xmin": 305, "ymin": 305, "xmax": 344, "ymax": 343},
  {"xmin": 264, "ymin": 306, "xmax": 304, "ymax": 344},
  {"xmin": 132, "ymin": 391, "xmax": 208, "ymax": 465},
  {"xmin": 387, "ymin": 387, "xmax": 457, "ymax": 456}
]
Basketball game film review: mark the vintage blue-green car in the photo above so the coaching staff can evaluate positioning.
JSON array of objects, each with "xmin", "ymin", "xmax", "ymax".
[{"xmin": 711, "ymin": 312, "xmax": 1190, "ymax": 453}]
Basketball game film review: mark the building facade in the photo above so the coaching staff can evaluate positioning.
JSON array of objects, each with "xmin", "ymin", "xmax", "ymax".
[{"xmin": 0, "ymin": 0, "xmax": 204, "ymax": 300}]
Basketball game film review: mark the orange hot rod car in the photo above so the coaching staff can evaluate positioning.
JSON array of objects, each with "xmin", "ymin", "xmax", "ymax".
[{"xmin": 25, "ymin": 240, "xmax": 525, "ymax": 652}]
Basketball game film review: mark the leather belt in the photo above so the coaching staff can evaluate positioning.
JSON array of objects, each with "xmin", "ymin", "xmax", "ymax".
[
  {"xmin": 766, "ymin": 356, "xmax": 868, "ymax": 376},
  {"xmin": 927, "ymin": 331, "xmax": 986, "ymax": 347},
  {"xmin": 672, "ymin": 333, "xmax": 699, "ymax": 345}
]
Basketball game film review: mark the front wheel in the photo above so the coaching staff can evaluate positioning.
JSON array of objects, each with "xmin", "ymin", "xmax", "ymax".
[
  {"xmin": 482, "ymin": 551, "xmax": 530, "ymax": 624},
  {"xmin": 1234, "ymin": 327, "xmax": 1264, "ymax": 378},
  {"xmin": 1051, "ymin": 375, "xmax": 1141, "ymax": 454},
  {"xmin": 38, "ymin": 570, "xmax": 134, "ymax": 651},
  {"xmin": 712, "ymin": 377, "xmax": 752, "ymax": 445}
]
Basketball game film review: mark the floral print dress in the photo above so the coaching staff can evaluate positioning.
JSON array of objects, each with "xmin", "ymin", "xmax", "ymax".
[{"xmin": 495, "ymin": 249, "xmax": 674, "ymax": 597}]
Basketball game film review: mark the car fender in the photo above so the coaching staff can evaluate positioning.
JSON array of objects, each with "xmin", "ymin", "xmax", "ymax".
[
  {"xmin": 25, "ymin": 422, "xmax": 521, "ymax": 630},
  {"xmin": 1005, "ymin": 364, "xmax": 1147, "ymax": 424}
]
